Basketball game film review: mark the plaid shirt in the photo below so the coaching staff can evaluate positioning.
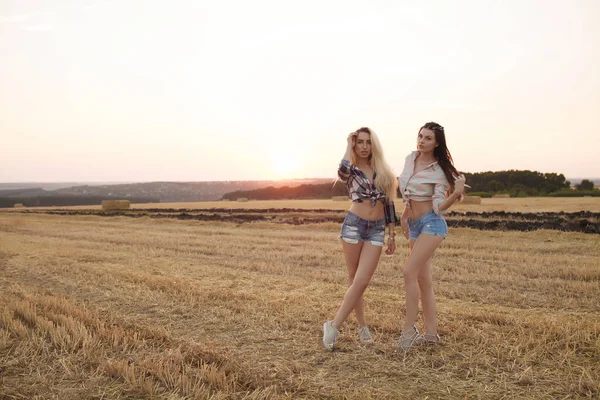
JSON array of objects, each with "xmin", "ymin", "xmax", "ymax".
[{"xmin": 338, "ymin": 159, "xmax": 398, "ymax": 224}]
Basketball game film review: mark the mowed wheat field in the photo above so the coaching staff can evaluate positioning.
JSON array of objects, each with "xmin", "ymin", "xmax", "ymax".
[{"xmin": 1, "ymin": 198, "xmax": 599, "ymax": 399}]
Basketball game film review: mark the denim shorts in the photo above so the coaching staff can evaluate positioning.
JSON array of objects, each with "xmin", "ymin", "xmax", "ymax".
[
  {"xmin": 339, "ymin": 211, "xmax": 386, "ymax": 247},
  {"xmin": 408, "ymin": 211, "xmax": 448, "ymax": 241}
]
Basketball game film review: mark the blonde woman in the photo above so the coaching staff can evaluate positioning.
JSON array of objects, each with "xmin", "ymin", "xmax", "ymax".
[{"xmin": 322, "ymin": 127, "xmax": 398, "ymax": 351}]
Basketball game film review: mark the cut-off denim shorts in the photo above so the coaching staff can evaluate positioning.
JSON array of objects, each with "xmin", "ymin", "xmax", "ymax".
[
  {"xmin": 408, "ymin": 211, "xmax": 448, "ymax": 241},
  {"xmin": 339, "ymin": 211, "xmax": 386, "ymax": 247}
]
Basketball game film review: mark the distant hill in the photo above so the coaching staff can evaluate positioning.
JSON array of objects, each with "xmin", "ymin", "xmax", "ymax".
[
  {"xmin": 0, "ymin": 179, "xmax": 333, "ymax": 206},
  {"xmin": 51, "ymin": 180, "xmax": 332, "ymax": 202},
  {"xmin": 222, "ymin": 181, "xmax": 346, "ymax": 201},
  {"xmin": 0, "ymin": 187, "xmax": 49, "ymax": 197},
  {"xmin": 0, "ymin": 182, "xmax": 133, "ymax": 191}
]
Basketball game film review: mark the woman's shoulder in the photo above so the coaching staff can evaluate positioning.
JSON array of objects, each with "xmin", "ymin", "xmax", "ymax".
[
  {"xmin": 404, "ymin": 151, "xmax": 418, "ymax": 161},
  {"xmin": 400, "ymin": 152, "xmax": 417, "ymax": 171},
  {"xmin": 432, "ymin": 164, "xmax": 450, "ymax": 184}
]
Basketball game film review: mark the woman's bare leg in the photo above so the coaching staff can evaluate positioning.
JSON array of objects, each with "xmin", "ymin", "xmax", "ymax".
[
  {"xmin": 402, "ymin": 234, "xmax": 443, "ymax": 332},
  {"xmin": 332, "ymin": 242, "xmax": 382, "ymax": 329}
]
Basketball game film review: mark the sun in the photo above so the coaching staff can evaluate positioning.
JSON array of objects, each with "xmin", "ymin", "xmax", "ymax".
[{"xmin": 270, "ymin": 152, "xmax": 300, "ymax": 178}]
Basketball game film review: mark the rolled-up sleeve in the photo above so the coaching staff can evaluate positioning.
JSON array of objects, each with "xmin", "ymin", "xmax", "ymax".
[
  {"xmin": 384, "ymin": 198, "xmax": 399, "ymax": 224},
  {"xmin": 432, "ymin": 181, "xmax": 449, "ymax": 216},
  {"xmin": 337, "ymin": 159, "xmax": 353, "ymax": 182}
]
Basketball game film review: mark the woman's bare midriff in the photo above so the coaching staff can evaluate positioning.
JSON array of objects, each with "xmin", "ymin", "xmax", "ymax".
[
  {"xmin": 408, "ymin": 199, "xmax": 434, "ymax": 221},
  {"xmin": 349, "ymin": 201, "xmax": 385, "ymax": 221}
]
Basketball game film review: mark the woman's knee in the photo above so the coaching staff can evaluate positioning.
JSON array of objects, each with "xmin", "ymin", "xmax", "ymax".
[
  {"xmin": 351, "ymin": 277, "xmax": 371, "ymax": 291},
  {"xmin": 347, "ymin": 270, "xmax": 356, "ymax": 281},
  {"xmin": 403, "ymin": 263, "xmax": 420, "ymax": 281},
  {"xmin": 417, "ymin": 273, "xmax": 432, "ymax": 287}
]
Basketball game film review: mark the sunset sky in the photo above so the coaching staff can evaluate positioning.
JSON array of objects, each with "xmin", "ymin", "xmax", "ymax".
[{"xmin": 1, "ymin": 0, "xmax": 599, "ymax": 182}]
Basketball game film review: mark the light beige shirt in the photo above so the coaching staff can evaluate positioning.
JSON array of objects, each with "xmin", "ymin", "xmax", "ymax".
[{"xmin": 398, "ymin": 151, "xmax": 450, "ymax": 216}]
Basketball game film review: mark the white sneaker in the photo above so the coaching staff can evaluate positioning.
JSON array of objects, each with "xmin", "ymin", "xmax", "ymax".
[
  {"xmin": 322, "ymin": 321, "xmax": 339, "ymax": 351},
  {"xmin": 359, "ymin": 326, "xmax": 374, "ymax": 343}
]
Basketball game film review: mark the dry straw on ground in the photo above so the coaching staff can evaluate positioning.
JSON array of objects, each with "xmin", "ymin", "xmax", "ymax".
[
  {"xmin": 101, "ymin": 200, "xmax": 131, "ymax": 210},
  {"xmin": 237, "ymin": 198, "xmax": 249, "ymax": 202},
  {"xmin": 332, "ymin": 196, "xmax": 349, "ymax": 201},
  {"xmin": 493, "ymin": 194, "xmax": 511, "ymax": 198},
  {"xmin": 1, "ymin": 199, "xmax": 599, "ymax": 399}
]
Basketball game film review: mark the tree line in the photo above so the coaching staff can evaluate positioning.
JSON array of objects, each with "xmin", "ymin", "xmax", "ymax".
[
  {"xmin": 222, "ymin": 181, "xmax": 348, "ymax": 201},
  {"xmin": 222, "ymin": 170, "xmax": 598, "ymax": 200}
]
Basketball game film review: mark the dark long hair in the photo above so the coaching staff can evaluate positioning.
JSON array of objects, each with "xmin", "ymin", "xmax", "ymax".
[{"xmin": 419, "ymin": 122, "xmax": 459, "ymax": 192}]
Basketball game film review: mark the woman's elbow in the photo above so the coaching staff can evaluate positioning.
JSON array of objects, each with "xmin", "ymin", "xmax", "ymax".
[
  {"xmin": 337, "ymin": 174, "xmax": 349, "ymax": 183},
  {"xmin": 433, "ymin": 200, "xmax": 448, "ymax": 216}
]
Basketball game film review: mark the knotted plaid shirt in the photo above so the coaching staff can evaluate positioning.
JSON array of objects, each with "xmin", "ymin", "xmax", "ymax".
[{"xmin": 338, "ymin": 159, "xmax": 398, "ymax": 224}]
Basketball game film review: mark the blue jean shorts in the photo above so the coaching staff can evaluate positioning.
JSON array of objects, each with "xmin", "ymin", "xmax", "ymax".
[
  {"xmin": 339, "ymin": 211, "xmax": 386, "ymax": 247},
  {"xmin": 408, "ymin": 211, "xmax": 448, "ymax": 241}
]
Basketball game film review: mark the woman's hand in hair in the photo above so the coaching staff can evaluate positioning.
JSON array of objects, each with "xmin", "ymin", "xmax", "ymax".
[
  {"xmin": 343, "ymin": 132, "xmax": 357, "ymax": 161},
  {"xmin": 347, "ymin": 132, "xmax": 357, "ymax": 148}
]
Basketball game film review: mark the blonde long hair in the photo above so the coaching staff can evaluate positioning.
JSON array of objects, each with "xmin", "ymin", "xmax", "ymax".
[{"xmin": 351, "ymin": 127, "xmax": 397, "ymax": 200}]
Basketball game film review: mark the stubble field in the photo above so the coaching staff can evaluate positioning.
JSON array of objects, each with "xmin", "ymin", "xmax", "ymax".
[{"xmin": 1, "ymin": 198, "xmax": 599, "ymax": 399}]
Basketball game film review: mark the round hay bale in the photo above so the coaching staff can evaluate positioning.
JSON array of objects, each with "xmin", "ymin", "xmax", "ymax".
[
  {"xmin": 461, "ymin": 196, "xmax": 482, "ymax": 204},
  {"xmin": 101, "ymin": 200, "xmax": 131, "ymax": 210},
  {"xmin": 237, "ymin": 198, "xmax": 248, "ymax": 202},
  {"xmin": 13, "ymin": 203, "xmax": 24, "ymax": 208},
  {"xmin": 332, "ymin": 196, "xmax": 349, "ymax": 201},
  {"xmin": 492, "ymin": 194, "xmax": 510, "ymax": 198}
]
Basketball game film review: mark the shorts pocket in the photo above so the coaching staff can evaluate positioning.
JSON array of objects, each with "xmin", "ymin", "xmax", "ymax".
[
  {"xmin": 423, "ymin": 218, "xmax": 447, "ymax": 237},
  {"xmin": 340, "ymin": 222, "xmax": 361, "ymax": 242}
]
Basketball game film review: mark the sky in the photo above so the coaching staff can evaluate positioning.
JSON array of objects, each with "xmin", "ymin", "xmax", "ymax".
[{"xmin": 1, "ymin": 0, "xmax": 599, "ymax": 182}]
